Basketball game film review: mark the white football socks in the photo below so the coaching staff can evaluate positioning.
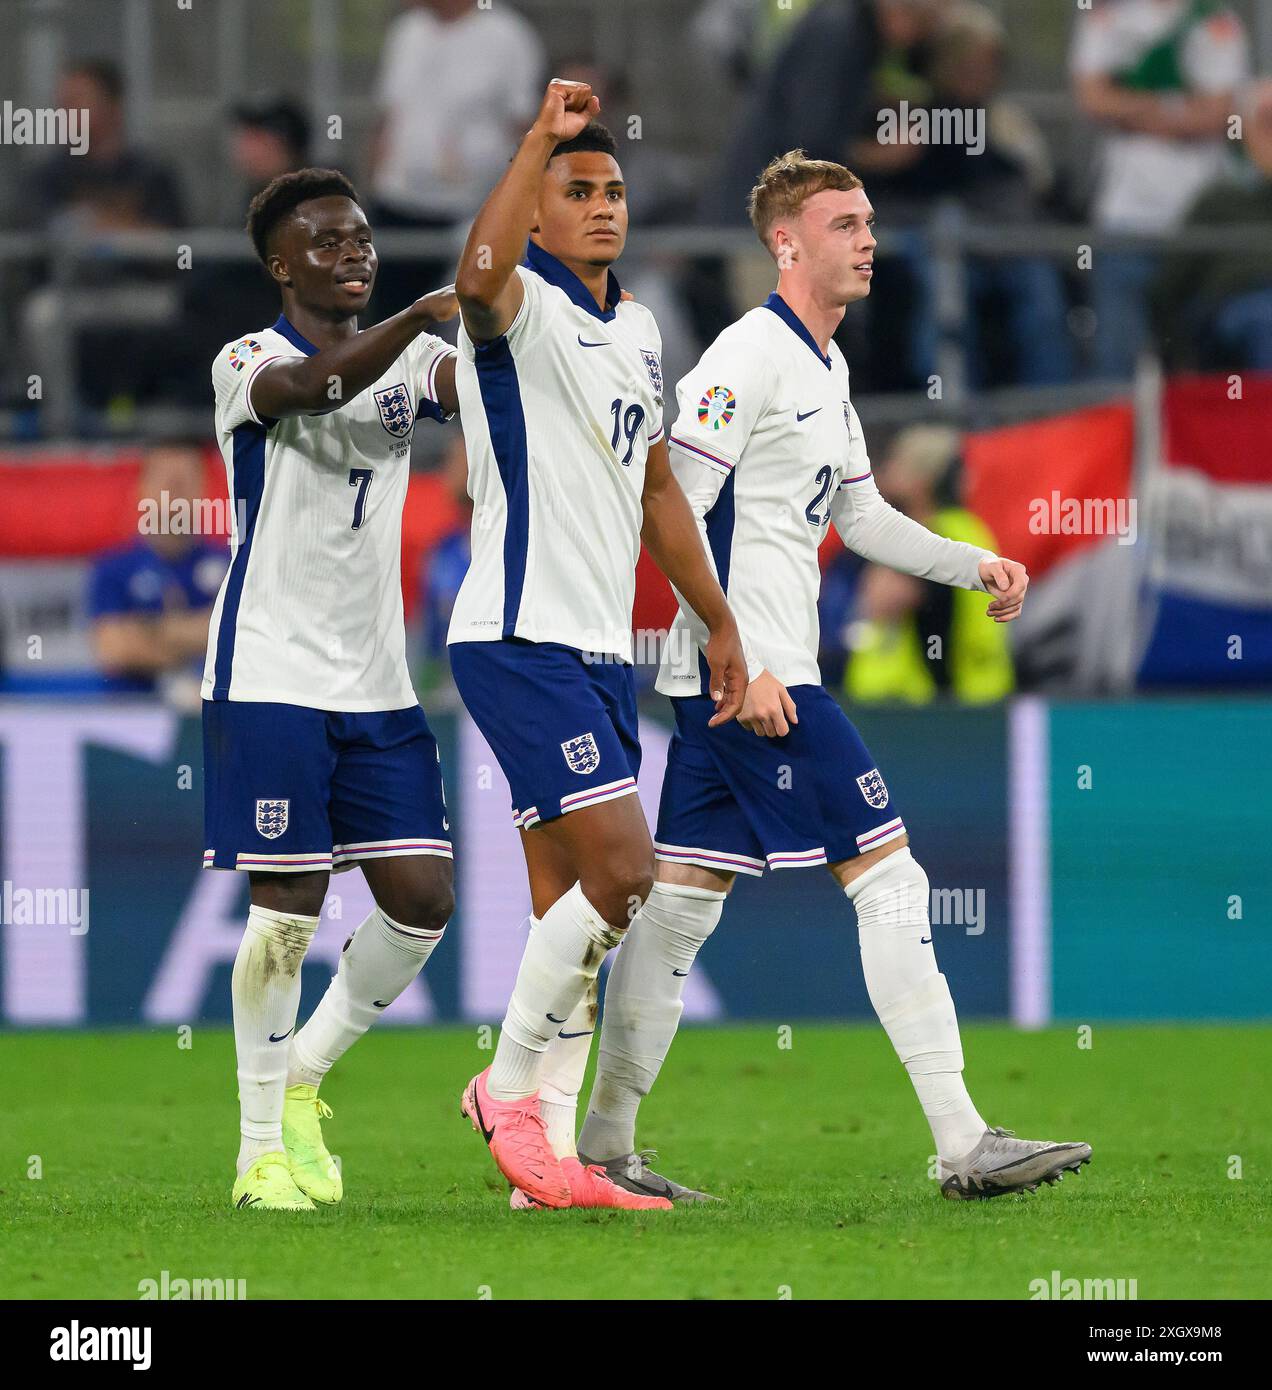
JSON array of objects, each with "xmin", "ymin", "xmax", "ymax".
[
  {"xmin": 232, "ymin": 904, "xmax": 320, "ymax": 1174},
  {"xmin": 288, "ymin": 907, "xmax": 446, "ymax": 1089},
  {"xmin": 845, "ymin": 848, "xmax": 986, "ymax": 1161},
  {"xmin": 487, "ymin": 882, "xmax": 624, "ymax": 1101},
  {"xmin": 539, "ymin": 973, "xmax": 600, "ymax": 1160},
  {"xmin": 579, "ymin": 880, "xmax": 725, "ymax": 1161}
]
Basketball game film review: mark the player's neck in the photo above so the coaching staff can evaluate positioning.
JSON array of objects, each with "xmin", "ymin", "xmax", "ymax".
[
  {"xmin": 774, "ymin": 279, "xmax": 844, "ymax": 357},
  {"xmin": 279, "ymin": 299, "xmax": 359, "ymax": 350},
  {"xmin": 565, "ymin": 259, "xmax": 611, "ymax": 312}
]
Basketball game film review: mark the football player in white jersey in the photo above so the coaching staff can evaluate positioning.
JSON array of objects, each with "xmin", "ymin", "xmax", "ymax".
[
  {"xmin": 557, "ymin": 151, "xmax": 1092, "ymax": 1203},
  {"xmin": 204, "ymin": 167, "xmax": 462, "ymax": 1211},
  {"xmin": 449, "ymin": 80, "xmax": 749, "ymax": 1210}
]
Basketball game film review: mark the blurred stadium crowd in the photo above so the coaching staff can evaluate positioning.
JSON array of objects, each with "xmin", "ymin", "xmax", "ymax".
[{"xmin": 1, "ymin": 0, "xmax": 1270, "ymax": 703}]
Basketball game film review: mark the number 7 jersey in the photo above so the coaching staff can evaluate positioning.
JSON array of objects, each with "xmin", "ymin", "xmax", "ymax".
[{"xmin": 202, "ymin": 315, "xmax": 455, "ymax": 711}]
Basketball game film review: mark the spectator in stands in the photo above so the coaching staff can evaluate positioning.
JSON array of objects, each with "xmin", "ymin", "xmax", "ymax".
[
  {"xmin": 1151, "ymin": 80, "xmax": 1272, "ymax": 370},
  {"xmin": 365, "ymin": 0, "xmax": 544, "ymax": 321},
  {"xmin": 228, "ymin": 96, "xmax": 310, "ymax": 215},
  {"xmin": 1071, "ymin": 0, "xmax": 1250, "ymax": 381},
  {"xmin": 703, "ymin": 0, "xmax": 948, "ymax": 227},
  {"xmin": 22, "ymin": 60, "xmax": 185, "ymax": 231},
  {"xmin": 697, "ymin": 0, "xmax": 951, "ymax": 391},
  {"xmin": 87, "ymin": 442, "xmax": 228, "ymax": 707},
  {"xmin": 844, "ymin": 426, "xmax": 1013, "ymax": 704},
  {"xmin": 871, "ymin": 3, "xmax": 1076, "ymax": 387},
  {"xmin": 162, "ymin": 97, "xmax": 312, "ymax": 404},
  {"xmin": 690, "ymin": 0, "xmax": 817, "ymax": 91}
]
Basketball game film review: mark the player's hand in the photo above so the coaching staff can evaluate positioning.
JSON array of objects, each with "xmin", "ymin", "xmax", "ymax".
[
  {"xmin": 704, "ymin": 621, "xmax": 748, "ymax": 727},
  {"xmin": 532, "ymin": 79, "xmax": 600, "ymax": 144},
  {"xmin": 738, "ymin": 670, "xmax": 798, "ymax": 738},
  {"xmin": 979, "ymin": 556, "xmax": 1029, "ymax": 623},
  {"xmin": 414, "ymin": 285, "xmax": 459, "ymax": 323}
]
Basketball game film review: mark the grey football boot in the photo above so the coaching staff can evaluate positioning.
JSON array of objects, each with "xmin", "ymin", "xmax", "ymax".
[
  {"xmin": 940, "ymin": 1126, "xmax": 1092, "ymax": 1200},
  {"xmin": 577, "ymin": 1148, "xmax": 720, "ymax": 1203}
]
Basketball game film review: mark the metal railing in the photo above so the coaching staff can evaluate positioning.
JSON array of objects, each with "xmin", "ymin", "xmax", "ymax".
[{"xmin": 1, "ymin": 209, "xmax": 1268, "ymax": 443}]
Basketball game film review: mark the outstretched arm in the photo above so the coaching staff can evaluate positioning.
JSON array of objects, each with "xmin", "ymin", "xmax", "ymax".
[
  {"xmin": 641, "ymin": 438, "xmax": 747, "ymax": 724},
  {"xmin": 454, "ymin": 79, "xmax": 599, "ymax": 343},
  {"xmin": 252, "ymin": 287, "xmax": 458, "ymax": 419},
  {"xmin": 832, "ymin": 477, "xmax": 1028, "ymax": 622}
]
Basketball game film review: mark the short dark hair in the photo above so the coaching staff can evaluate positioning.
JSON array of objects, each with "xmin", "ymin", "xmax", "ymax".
[
  {"xmin": 549, "ymin": 120, "xmax": 619, "ymax": 163},
  {"xmin": 244, "ymin": 166, "xmax": 360, "ymax": 264},
  {"xmin": 67, "ymin": 60, "xmax": 124, "ymax": 104}
]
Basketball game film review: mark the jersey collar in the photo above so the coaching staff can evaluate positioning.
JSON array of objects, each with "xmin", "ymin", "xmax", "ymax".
[
  {"xmin": 272, "ymin": 314, "xmax": 320, "ymax": 356},
  {"xmin": 523, "ymin": 240, "xmax": 622, "ymax": 322},
  {"xmin": 762, "ymin": 292, "xmax": 832, "ymax": 370}
]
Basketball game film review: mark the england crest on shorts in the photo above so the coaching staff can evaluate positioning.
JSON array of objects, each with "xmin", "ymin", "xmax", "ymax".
[
  {"xmin": 561, "ymin": 732, "xmax": 601, "ymax": 776},
  {"xmin": 255, "ymin": 798, "xmax": 290, "ymax": 839},
  {"xmin": 856, "ymin": 769, "xmax": 889, "ymax": 809},
  {"xmin": 641, "ymin": 348, "xmax": 664, "ymax": 403},
  {"xmin": 374, "ymin": 382, "xmax": 414, "ymax": 437}
]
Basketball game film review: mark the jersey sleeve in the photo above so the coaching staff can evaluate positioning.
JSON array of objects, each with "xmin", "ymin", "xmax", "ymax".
[
  {"xmin": 665, "ymin": 336, "xmax": 771, "ymax": 681},
  {"xmin": 667, "ymin": 329, "xmax": 775, "ymax": 477},
  {"xmin": 643, "ymin": 312, "xmax": 666, "ymax": 446},
  {"xmin": 402, "ymin": 331, "xmax": 458, "ymax": 423},
  {"xmin": 211, "ymin": 337, "xmax": 297, "ymax": 430},
  {"xmin": 830, "ymin": 410, "xmax": 994, "ymax": 591},
  {"xmin": 1182, "ymin": 9, "xmax": 1250, "ymax": 92},
  {"xmin": 502, "ymin": 266, "xmax": 556, "ymax": 353},
  {"xmin": 1069, "ymin": 7, "xmax": 1124, "ymax": 78}
]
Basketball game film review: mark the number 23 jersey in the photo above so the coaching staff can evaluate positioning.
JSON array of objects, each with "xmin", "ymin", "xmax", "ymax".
[
  {"xmin": 447, "ymin": 242, "xmax": 665, "ymax": 662},
  {"xmin": 202, "ymin": 315, "xmax": 455, "ymax": 711},
  {"xmin": 657, "ymin": 293, "xmax": 988, "ymax": 695}
]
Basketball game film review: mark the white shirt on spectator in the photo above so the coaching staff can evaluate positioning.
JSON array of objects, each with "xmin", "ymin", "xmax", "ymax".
[
  {"xmin": 373, "ymin": 2, "xmax": 545, "ymax": 222},
  {"xmin": 1071, "ymin": 0, "xmax": 1249, "ymax": 234}
]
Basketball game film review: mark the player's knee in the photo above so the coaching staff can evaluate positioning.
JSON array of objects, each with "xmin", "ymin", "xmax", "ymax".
[
  {"xmin": 384, "ymin": 881, "xmax": 454, "ymax": 934},
  {"xmin": 251, "ymin": 874, "xmax": 328, "ymax": 919},
  {"xmin": 583, "ymin": 853, "xmax": 654, "ymax": 928}
]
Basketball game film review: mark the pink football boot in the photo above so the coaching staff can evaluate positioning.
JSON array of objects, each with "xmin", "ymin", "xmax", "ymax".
[
  {"xmin": 509, "ymin": 1156, "xmax": 674, "ymax": 1211},
  {"xmin": 461, "ymin": 1067, "xmax": 571, "ymax": 1209}
]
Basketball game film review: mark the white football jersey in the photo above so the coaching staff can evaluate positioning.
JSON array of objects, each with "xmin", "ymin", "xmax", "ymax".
[
  {"xmin": 202, "ymin": 315, "xmax": 455, "ymax": 710},
  {"xmin": 447, "ymin": 243, "xmax": 665, "ymax": 661},
  {"xmin": 657, "ymin": 294, "xmax": 993, "ymax": 695}
]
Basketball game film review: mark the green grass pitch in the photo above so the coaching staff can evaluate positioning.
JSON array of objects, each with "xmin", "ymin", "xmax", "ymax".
[{"xmin": 4, "ymin": 1023, "xmax": 1269, "ymax": 1300}]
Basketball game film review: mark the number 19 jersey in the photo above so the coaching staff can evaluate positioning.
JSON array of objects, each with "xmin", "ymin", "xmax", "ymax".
[{"xmin": 447, "ymin": 242, "xmax": 665, "ymax": 662}]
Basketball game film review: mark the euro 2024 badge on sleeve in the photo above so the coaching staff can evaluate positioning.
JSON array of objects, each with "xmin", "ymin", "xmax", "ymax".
[{"xmin": 698, "ymin": 385, "xmax": 736, "ymax": 430}]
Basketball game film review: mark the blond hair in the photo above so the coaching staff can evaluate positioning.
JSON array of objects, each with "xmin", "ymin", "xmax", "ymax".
[{"xmin": 747, "ymin": 149, "xmax": 863, "ymax": 256}]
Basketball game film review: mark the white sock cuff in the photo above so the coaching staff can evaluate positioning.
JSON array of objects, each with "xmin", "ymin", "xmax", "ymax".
[
  {"xmin": 374, "ymin": 907, "xmax": 445, "ymax": 955},
  {"xmin": 245, "ymin": 905, "xmax": 320, "ymax": 947},
  {"xmin": 562, "ymin": 881, "xmax": 626, "ymax": 950},
  {"xmin": 651, "ymin": 880, "xmax": 728, "ymax": 903},
  {"xmin": 843, "ymin": 846, "xmax": 917, "ymax": 902},
  {"xmin": 248, "ymin": 904, "xmax": 320, "ymax": 928}
]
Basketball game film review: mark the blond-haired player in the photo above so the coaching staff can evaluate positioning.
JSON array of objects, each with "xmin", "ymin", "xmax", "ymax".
[{"xmin": 529, "ymin": 151, "xmax": 1091, "ymax": 1204}]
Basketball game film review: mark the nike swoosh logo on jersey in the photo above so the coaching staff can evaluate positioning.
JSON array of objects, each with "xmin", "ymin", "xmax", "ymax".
[
  {"xmin": 268, "ymin": 1027, "xmax": 294, "ymax": 1042},
  {"xmin": 672, "ymin": 969, "xmax": 689, "ymax": 977},
  {"xmin": 557, "ymin": 1029, "xmax": 594, "ymax": 1039},
  {"xmin": 372, "ymin": 1000, "xmax": 390, "ymax": 1008},
  {"xmin": 546, "ymin": 1012, "xmax": 568, "ymax": 1024},
  {"xmin": 796, "ymin": 408, "xmax": 822, "ymax": 421},
  {"xmin": 577, "ymin": 335, "xmax": 609, "ymax": 347},
  {"xmin": 920, "ymin": 936, "xmax": 932, "ymax": 944}
]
